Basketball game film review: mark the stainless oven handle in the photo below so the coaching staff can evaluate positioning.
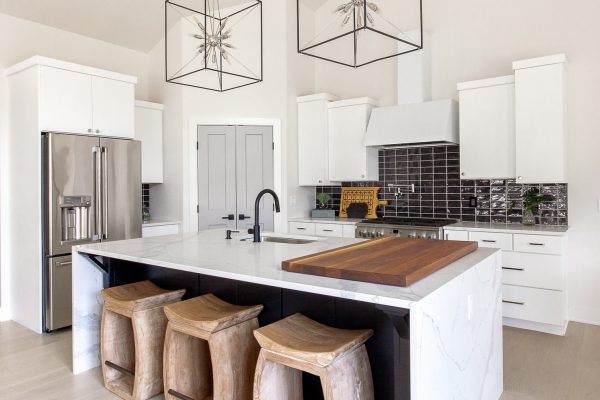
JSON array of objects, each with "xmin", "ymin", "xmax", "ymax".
[
  {"xmin": 102, "ymin": 147, "xmax": 109, "ymax": 240},
  {"xmin": 92, "ymin": 146, "xmax": 102, "ymax": 240}
]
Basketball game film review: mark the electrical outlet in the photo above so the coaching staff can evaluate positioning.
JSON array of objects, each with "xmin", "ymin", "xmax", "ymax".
[{"xmin": 469, "ymin": 197, "xmax": 478, "ymax": 208}]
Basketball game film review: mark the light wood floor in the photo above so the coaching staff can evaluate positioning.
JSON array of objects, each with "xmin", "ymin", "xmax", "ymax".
[{"xmin": 1, "ymin": 320, "xmax": 599, "ymax": 399}]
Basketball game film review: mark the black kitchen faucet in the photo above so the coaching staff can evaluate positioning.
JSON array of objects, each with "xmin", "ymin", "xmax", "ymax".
[{"xmin": 251, "ymin": 189, "xmax": 281, "ymax": 242}]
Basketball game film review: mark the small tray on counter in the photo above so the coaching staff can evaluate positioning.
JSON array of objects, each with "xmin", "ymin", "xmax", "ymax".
[{"xmin": 282, "ymin": 237, "xmax": 478, "ymax": 287}]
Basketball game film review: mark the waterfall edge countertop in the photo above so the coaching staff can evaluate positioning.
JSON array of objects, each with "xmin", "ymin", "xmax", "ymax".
[{"xmin": 74, "ymin": 229, "xmax": 497, "ymax": 309}]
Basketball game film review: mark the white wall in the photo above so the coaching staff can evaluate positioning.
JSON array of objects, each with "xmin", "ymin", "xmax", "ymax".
[
  {"xmin": 314, "ymin": 0, "xmax": 600, "ymax": 325},
  {"xmin": 0, "ymin": 12, "xmax": 153, "ymax": 318}
]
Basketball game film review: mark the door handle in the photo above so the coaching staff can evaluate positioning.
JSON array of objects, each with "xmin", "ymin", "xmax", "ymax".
[
  {"xmin": 55, "ymin": 261, "xmax": 72, "ymax": 268},
  {"xmin": 102, "ymin": 147, "xmax": 109, "ymax": 240},
  {"xmin": 222, "ymin": 214, "xmax": 235, "ymax": 221},
  {"xmin": 92, "ymin": 146, "xmax": 102, "ymax": 240},
  {"xmin": 239, "ymin": 214, "xmax": 252, "ymax": 220}
]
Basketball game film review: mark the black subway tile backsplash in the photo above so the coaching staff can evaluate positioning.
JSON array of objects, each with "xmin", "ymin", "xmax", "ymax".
[{"xmin": 316, "ymin": 145, "xmax": 568, "ymax": 226}]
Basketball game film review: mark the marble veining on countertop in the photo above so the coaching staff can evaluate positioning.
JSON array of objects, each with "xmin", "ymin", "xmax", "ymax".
[
  {"xmin": 289, "ymin": 217, "xmax": 362, "ymax": 225},
  {"xmin": 74, "ymin": 229, "xmax": 498, "ymax": 309},
  {"xmin": 445, "ymin": 221, "xmax": 568, "ymax": 235}
]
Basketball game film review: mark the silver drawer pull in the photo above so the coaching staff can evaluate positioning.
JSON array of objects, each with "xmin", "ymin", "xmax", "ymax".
[
  {"xmin": 296, "ymin": 227, "xmax": 307, "ymax": 230},
  {"xmin": 323, "ymin": 229, "xmax": 334, "ymax": 232},
  {"xmin": 482, "ymin": 240, "xmax": 497, "ymax": 243},
  {"xmin": 529, "ymin": 242, "xmax": 545, "ymax": 246},
  {"xmin": 502, "ymin": 267, "xmax": 525, "ymax": 271},
  {"xmin": 503, "ymin": 300, "xmax": 525, "ymax": 306}
]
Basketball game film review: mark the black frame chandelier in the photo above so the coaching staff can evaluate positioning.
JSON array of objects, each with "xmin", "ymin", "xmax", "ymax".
[
  {"xmin": 297, "ymin": 0, "xmax": 423, "ymax": 68},
  {"xmin": 165, "ymin": 0, "xmax": 263, "ymax": 92}
]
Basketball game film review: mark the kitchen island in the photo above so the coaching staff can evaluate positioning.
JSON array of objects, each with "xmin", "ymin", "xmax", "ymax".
[{"xmin": 72, "ymin": 230, "xmax": 503, "ymax": 400}]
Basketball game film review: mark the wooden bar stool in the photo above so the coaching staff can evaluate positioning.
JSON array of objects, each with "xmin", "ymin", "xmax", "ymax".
[
  {"xmin": 100, "ymin": 280, "xmax": 185, "ymax": 400},
  {"xmin": 163, "ymin": 294, "xmax": 264, "ymax": 400},
  {"xmin": 253, "ymin": 313, "xmax": 374, "ymax": 400}
]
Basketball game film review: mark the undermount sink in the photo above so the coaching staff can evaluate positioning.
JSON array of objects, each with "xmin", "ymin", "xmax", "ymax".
[{"xmin": 239, "ymin": 233, "xmax": 319, "ymax": 244}]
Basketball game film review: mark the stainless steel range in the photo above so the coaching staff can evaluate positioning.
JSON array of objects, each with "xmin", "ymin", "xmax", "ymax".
[{"xmin": 355, "ymin": 217, "xmax": 457, "ymax": 240}]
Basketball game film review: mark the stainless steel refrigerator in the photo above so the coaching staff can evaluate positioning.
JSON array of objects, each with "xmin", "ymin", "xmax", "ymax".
[{"xmin": 42, "ymin": 132, "xmax": 142, "ymax": 332}]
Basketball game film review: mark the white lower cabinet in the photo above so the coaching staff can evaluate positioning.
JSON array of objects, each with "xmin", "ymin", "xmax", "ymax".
[
  {"xmin": 444, "ymin": 228, "xmax": 567, "ymax": 335},
  {"xmin": 142, "ymin": 223, "xmax": 180, "ymax": 238},
  {"xmin": 289, "ymin": 220, "xmax": 357, "ymax": 239}
]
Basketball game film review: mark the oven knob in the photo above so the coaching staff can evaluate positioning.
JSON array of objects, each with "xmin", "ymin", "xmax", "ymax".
[
  {"xmin": 428, "ymin": 234, "xmax": 438, "ymax": 240},
  {"xmin": 359, "ymin": 231, "xmax": 367, "ymax": 238},
  {"xmin": 408, "ymin": 233, "xmax": 417, "ymax": 239},
  {"xmin": 376, "ymin": 231, "xmax": 384, "ymax": 238},
  {"xmin": 419, "ymin": 233, "xmax": 427, "ymax": 239}
]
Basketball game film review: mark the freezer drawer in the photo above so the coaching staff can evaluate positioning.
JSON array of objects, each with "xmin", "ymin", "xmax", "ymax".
[{"xmin": 46, "ymin": 255, "xmax": 72, "ymax": 331}]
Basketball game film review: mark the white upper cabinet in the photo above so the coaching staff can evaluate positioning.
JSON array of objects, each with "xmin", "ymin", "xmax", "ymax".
[
  {"xmin": 135, "ymin": 101, "xmax": 164, "ymax": 184},
  {"xmin": 297, "ymin": 94, "xmax": 338, "ymax": 186},
  {"xmin": 39, "ymin": 66, "xmax": 93, "ymax": 134},
  {"xmin": 92, "ymin": 76, "xmax": 135, "ymax": 138},
  {"xmin": 6, "ymin": 56, "xmax": 137, "ymax": 139},
  {"xmin": 457, "ymin": 76, "xmax": 515, "ymax": 179},
  {"xmin": 328, "ymin": 98, "xmax": 379, "ymax": 182},
  {"xmin": 513, "ymin": 54, "xmax": 567, "ymax": 183}
]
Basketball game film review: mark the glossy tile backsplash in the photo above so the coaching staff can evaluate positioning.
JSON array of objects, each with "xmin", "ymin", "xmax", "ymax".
[{"xmin": 316, "ymin": 145, "xmax": 568, "ymax": 226}]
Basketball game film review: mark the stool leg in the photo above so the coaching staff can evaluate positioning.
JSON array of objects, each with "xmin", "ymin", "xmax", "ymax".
[
  {"xmin": 101, "ymin": 307, "xmax": 136, "ymax": 398},
  {"xmin": 253, "ymin": 349, "xmax": 303, "ymax": 400},
  {"xmin": 131, "ymin": 307, "xmax": 169, "ymax": 400},
  {"xmin": 320, "ymin": 346, "xmax": 374, "ymax": 400},
  {"xmin": 209, "ymin": 318, "xmax": 261, "ymax": 400},
  {"xmin": 164, "ymin": 323, "xmax": 213, "ymax": 400}
]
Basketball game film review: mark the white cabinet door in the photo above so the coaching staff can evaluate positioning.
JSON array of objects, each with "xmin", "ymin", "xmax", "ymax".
[
  {"xmin": 458, "ymin": 77, "xmax": 515, "ymax": 179},
  {"xmin": 342, "ymin": 224, "xmax": 356, "ymax": 238},
  {"xmin": 92, "ymin": 76, "xmax": 135, "ymax": 138},
  {"xmin": 39, "ymin": 66, "xmax": 93, "ymax": 134},
  {"xmin": 298, "ymin": 95, "xmax": 337, "ymax": 186},
  {"xmin": 135, "ymin": 102, "xmax": 164, "ymax": 183},
  {"xmin": 444, "ymin": 230, "xmax": 469, "ymax": 241},
  {"xmin": 514, "ymin": 56, "xmax": 567, "ymax": 183},
  {"xmin": 289, "ymin": 222, "xmax": 316, "ymax": 236},
  {"xmin": 328, "ymin": 99, "xmax": 379, "ymax": 182},
  {"xmin": 142, "ymin": 224, "xmax": 180, "ymax": 238}
]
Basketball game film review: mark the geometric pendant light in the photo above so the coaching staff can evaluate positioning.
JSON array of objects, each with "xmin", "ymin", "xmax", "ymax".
[
  {"xmin": 297, "ymin": 0, "xmax": 423, "ymax": 68},
  {"xmin": 165, "ymin": 0, "xmax": 263, "ymax": 92}
]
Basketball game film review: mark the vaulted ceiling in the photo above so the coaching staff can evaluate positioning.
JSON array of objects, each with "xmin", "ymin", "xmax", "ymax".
[{"xmin": 0, "ymin": 0, "xmax": 252, "ymax": 53}]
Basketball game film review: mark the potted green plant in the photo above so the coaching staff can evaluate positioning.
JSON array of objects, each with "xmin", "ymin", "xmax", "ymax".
[
  {"xmin": 312, "ymin": 192, "xmax": 336, "ymax": 218},
  {"xmin": 521, "ymin": 188, "xmax": 553, "ymax": 225}
]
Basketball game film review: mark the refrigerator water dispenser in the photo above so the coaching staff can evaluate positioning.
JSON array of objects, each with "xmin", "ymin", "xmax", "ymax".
[{"xmin": 60, "ymin": 196, "xmax": 91, "ymax": 242}]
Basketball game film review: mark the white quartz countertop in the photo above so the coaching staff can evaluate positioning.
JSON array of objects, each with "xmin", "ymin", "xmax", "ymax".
[
  {"xmin": 142, "ymin": 220, "xmax": 182, "ymax": 227},
  {"xmin": 444, "ymin": 221, "xmax": 568, "ymax": 236},
  {"xmin": 289, "ymin": 217, "xmax": 362, "ymax": 225},
  {"xmin": 74, "ymin": 229, "xmax": 498, "ymax": 309}
]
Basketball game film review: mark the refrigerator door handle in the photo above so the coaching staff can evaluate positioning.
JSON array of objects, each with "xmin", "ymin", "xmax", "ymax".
[
  {"xmin": 92, "ymin": 146, "xmax": 102, "ymax": 241},
  {"xmin": 102, "ymin": 146, "xmax": 109, "ymax": 240}
]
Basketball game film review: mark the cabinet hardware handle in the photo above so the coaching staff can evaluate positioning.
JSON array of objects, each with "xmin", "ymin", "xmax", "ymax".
[
  {"xmin": 482, "ymin": 240, "xmax": 497, "ymax": 243},
  {"xmin": 95, "ymin": 129, "xmax": 100, "ymax": 134},
  {"xmin": 461, "ymin": 172, "xmax": 465, "ymax": 176},
  {"xmin": 87, "ymin": 128, "xmax": 93, "ymax": 133},
  {"xmin": 503, "ymin": 300, "xmax": 525, "ymax": 306},
  {"xmin": 323, "ymin": 229, "xmax": 334, "ymax": 232},
  {"xmin": 502, "ymin": 267, "xmax": 525, "ymax": 271},
  {"xmin": 529, "ymin": 242, "xmax": 545, "ymax": 246},
  {"xmin": 296, "ymin": 227, "xmax": 307, "ymax": 230}
]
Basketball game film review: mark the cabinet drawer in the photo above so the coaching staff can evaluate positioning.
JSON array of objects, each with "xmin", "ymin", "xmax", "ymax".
[
  {"xmin": 343, "ymin": 224, "xmax": 357, "ymax": 238},
  {"xmin": 469, "ymin": 232, "xmax": 513, "ymax": 251},
  {"xmin": 502, "ymin": 252, "xmax": 563, "ymax": 290},
  {"xmin": 289, "ymin": 222, "xmax": 315, "ymax": 236},
  {"xmin": 502, "ymin": 285, "xmax": 565, "ymax": 326},
  {"xmin": 315, "ymin": 223, "xmax": 343, "ymax": 237},
  {"xmin": 142, "ymin": 224, "xmax": 180, "ymax": 238},
  {"xmin": 513, "ymin": 234, "xmax": 563, "ymax": 255},
  {"xmin": 444, "ymin": 230, "xmax": 469, "ymax": 241}
]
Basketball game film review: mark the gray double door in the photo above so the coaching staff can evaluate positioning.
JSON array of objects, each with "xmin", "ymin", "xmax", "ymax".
[{"xmin": 197, "ymin": 125, "xmax": 274, "ymax": 231}]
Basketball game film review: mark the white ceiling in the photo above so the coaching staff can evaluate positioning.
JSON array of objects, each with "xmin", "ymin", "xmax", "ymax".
[{"xmin": 0, "ymin": 0, "xmax": 253, "ymax": 53}]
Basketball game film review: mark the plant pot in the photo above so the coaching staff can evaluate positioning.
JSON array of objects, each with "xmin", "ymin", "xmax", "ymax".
[
  {"xmin": 522, "ymin": 209, "xmax": 536, "ymax": 225},
  {"xmin": 311, "ymin": 209, "xmax": 336, "ymax": 218}
]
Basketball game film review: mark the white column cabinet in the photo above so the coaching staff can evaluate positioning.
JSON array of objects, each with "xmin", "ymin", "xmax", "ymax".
[
  {"xmin": 135, "ymin": 101, "xmax": 164, "ymax": 183},
  {"xmin": 513, "ymin": 54, "xmax": 567, "ymax": 184},
  {"xmin": 457, "ymin": 76, "xmax": 515, "ymax": 179},
  {"xmin": 297, "ymin": 94, "xmax": 339, "ymax": 186},
  {"xmin": 328, "ymin": 98, "xmax": 379, "ymax": 182},
  {"xmin": 92, "ymin": 76, "xmax": 135, "ymax": 138}
]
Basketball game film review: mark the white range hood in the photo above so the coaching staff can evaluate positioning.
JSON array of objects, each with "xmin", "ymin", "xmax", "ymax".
[
  {"xmin": 365, "ymin": 99, "xmax": 458, "ymax": 147},
  {"xmin": 364, "ymin": 31, "xmax": 459, "ymax": 147}
]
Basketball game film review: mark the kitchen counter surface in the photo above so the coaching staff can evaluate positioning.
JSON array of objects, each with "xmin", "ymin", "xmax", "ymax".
[
  {"xmin": 142, "ymin": 220, "xmax": 181, "ymax": 227},
  {"xmin": 75, "ymin": 229, "xmax": 496, "ymax": 309},
  {"xmin": 445, "ymin": 221, "xmax": 569, "ymax": 236},
  {"xmin": 289, "ymin": 217, "xmax": 362, "ymax": 225}
]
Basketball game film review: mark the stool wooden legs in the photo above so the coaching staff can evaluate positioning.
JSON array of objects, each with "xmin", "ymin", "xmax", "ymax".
[
  {"xmin": 253, "ymin": 346, "xmax": 374, "ymax": 400},
  {"xmin": 101, "ymin": 306, "xmax": 169, "ymax": 400},
  {"xmin": 164, "ymin": 318, "xmax": 261, "ymax": 400}
]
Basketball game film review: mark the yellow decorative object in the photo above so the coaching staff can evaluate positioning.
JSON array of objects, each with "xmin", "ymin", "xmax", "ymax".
[{"xmin": 339, "ymin": 187, "xmax": 387, "ymax": 219}]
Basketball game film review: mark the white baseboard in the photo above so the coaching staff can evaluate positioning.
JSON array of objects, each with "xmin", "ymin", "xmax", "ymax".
[
  {"xmin": 0, "ymin": 306, "xmax": 11, "ymax": 322},
  {"xmin": 503, "ymin": 317, "xmax": 568, "ymax": 336},
  {"xmin": 568, "ymin": 317, "xmax": 600, "ymax": 327}
]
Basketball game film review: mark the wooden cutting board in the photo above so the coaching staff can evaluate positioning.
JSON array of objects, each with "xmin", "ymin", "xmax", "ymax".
[{"xmin": 282, "ymin": 237, "xmax": 478, "ymax": 287}]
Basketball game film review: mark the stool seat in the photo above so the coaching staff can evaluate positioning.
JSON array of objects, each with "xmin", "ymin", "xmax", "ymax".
[
  {"xmin": 164, "ymin": 293, "xmax": 263, "ymax": 333},
  {"xmin": 253, "ymin": 313, "xmax": 373, "ymax": 367},
  {"xmin": 102, "ymin": 280, "xmax": 186, "ymax": 313}
]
